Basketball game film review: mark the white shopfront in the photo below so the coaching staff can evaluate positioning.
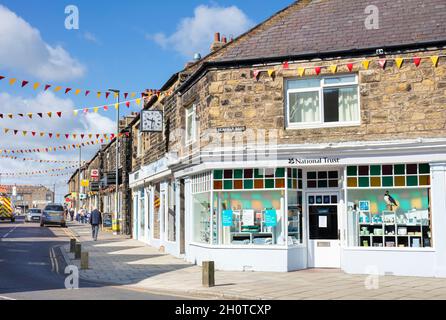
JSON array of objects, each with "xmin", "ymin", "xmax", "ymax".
[
  {"xmin": 174, "ymin": 139, "xmax": 446, "ymax": 277},
  {"xmin": 129, "ymin": 156, "xmax": 184, "ymax": 258}
]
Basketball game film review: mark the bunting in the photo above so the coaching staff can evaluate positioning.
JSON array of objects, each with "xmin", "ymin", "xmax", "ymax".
[
  {"xmin": 1, "ymin": 128, "xmax": 118, "ymax": 140},
  {"xmin": 0, "ymin": 155, "xmax": 85, "ymax": 164}
]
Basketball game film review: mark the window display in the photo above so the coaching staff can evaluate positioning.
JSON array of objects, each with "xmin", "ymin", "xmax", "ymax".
[
  {"xmin": 287, "ymin": 191, "xmax": 303, "ymax": 245},
  {"xmin": 193, "ymin": 192, "xmax": 211, "ymax": 244}
]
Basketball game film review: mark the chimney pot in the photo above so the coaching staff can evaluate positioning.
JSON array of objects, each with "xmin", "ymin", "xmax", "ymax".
[
  {"xmin": 222, "ymin": 36, "xmax": 227, "ymax": 44},
  {"xmin": 214, "ymin": 32, "xmax": 221, "ymax": 42}
]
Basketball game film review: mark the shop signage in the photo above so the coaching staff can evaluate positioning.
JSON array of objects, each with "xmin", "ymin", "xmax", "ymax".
[
  {"xmin": 91, "ymin": 169, "xmax": 99, "ymax": 179},
  {"xmin": 222, "ymin": 210, "xmax": 233, "ymax": 227},
  {"xmin": 264, "ymin": 210, "xmax": 277, "ymax": 227},
  {"xmin": 242, "ymin": 209, "xmax": 255, "ymax": 226},
  {"xmin": 288, "ymin": 157, "xmax": 341, "ymax": 165},
  {"xmin": 359, "ymin": 200, "xmax": 370, "ymax": 212},
  {"xmin": 216, "ymin": 126, "xmax": 246, "ymax": 133},
  {"xmin": 81, "ymin": 180, "xmax": 89, "ymax": 187}
]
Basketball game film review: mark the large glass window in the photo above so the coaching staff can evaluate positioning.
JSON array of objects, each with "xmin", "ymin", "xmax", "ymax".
[
  {"xmin": 153, "ymin": 184, "xmax": 161, "ymax": 239},
  {"xmin": 286, "ymin": 75, "xmax": 359, "ymax": 128},
  {"xmin": 167, "ymin": 182, "xmax": 176, "ymax": 242},
  {"xmin": 193, "ymin": 192, "xmax": 211, "ymax": 244},
  {"xmin": 346, "ymin": 164, "xmax": 432, "ymax": 248}
]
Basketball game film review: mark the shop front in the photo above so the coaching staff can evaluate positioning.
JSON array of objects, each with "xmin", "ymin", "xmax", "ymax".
[{"xmin": 178, "ymin": 146, "xmax": 446, "ymax": 276}]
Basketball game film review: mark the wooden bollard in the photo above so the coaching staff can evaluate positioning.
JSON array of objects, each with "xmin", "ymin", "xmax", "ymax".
[
  {"xmin": 81, "ymin": 252, "xmax": 89, "ymax": 270},
  {"xmin": 70, "ymin": 238, "xmax": 77, "ymax": 253},
  {"xmin": 74, "ymin": 243, "xmax": 82, "ymax": 259},
  {"xmin": 202, "ymin": 261, "xmax": 215, "ymax": 287}
]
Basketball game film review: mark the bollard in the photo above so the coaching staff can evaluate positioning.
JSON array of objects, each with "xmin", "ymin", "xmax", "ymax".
[
  {"xmin": 70, "ymin": 238, "xmax": 77, "ymax": 253},
  {"xmin": 202, "ymin": 261, "xmax": 215, "ymax": 287},
  {"xmin": 74, "ymin": 243, "xmax": 82, "ymax": 259},
  {"xmin": 81, "ymin": 252, "xmax": 89, "ymax": 270}
]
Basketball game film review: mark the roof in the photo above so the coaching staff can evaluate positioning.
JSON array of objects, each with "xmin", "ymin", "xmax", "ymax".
[{"xmin": 215, "ymin": 0, "xmax": 446, "ymax": 62}]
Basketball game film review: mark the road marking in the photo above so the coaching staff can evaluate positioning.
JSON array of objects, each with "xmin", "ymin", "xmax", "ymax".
[
  {"xmin": 49, "ymin": 246, "xmax": 60, "ymax": 274},
  {"xmin": 1, "ymin": 226, "xmax": 17, "ymax": 239},
  {"xmin": 0, "ymin": 295, "xmax": 16, "ymax": 300}
]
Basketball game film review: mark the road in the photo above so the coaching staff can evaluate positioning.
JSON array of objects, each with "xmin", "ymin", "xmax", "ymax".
[{"xmin": 0, "ymin": 216, "xmax": 183, "ymax": 300}]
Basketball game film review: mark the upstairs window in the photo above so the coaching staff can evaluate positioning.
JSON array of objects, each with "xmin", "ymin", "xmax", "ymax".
[
  {"xmin": 286, "ymin": 75, "xmax": 360, "ymax": 128},
  {"xmin": 185, "ymin": 104, "xmax": 197, "ymax": 145}
]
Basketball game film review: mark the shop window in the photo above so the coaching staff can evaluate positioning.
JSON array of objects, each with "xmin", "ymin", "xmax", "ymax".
[
  {"xmin": 286, "ymin": 75, "xmax": 359, "ymax": 128},
  {"xmin": 192, "ymin": 192, "xmax": 211, "ymax": 244},
  {"xmin": 346, "ymin": 163, "xmax": 432, "ymax": 249},
  {"xmin": 153, "ymin": 184, "xmax": 161, "ymax": 240},
  {"xmin": 167, "ymin": 182, "xmax": 176, "ymax": 242},
  {"xmin": 288, "ymin": 191, "xmax": 303, "ymax": 245},
  {"xmin": 217, "ymin": 191, "xmax": 284, "ymax": 246}
]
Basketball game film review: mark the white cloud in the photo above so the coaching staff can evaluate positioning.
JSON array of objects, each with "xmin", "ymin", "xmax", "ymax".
[
  {"xmin": 150, "ymin": 4, "xmax": 254, "ymax": 58},
  {"xmin": 0, "ymin": 91, "xmax": 115, "ymax": 188},
  {"xmin": 0, "ymin": 5, "xmax": 86, "ymax": 81},
  {"xmin": 83, "ymin": 31, "xmax": 101, "ymax": 45}
]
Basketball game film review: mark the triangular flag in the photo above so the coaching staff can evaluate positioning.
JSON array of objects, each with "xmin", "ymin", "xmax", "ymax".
[
  {"xmin": 65, "ymin": 88, "xmax": 72, "ymax": 94},
  {"xmin": 73, "ymin": 110, "xmax": 79, "ymax": 116},
  {"xmin": 22, "ymin": 131, "xmax": 27, "ymax": 136},
  {"xmin": 85, "ymin": 90, "xmax": 90, "ymax": 96},
  {"xmin": 253, "ymin": 70, "xmax": 261, "ymax": 79},
  {"xmin": 56, "ymin": 112, "xmax": 62, "ymax": 117},
  {"xmin": 105, "ymin": 92, "xmax": 110, "ymax": 99},
  {"xmin": 54, "ymin": 86, "xmax": 62, "ymax": 92},
  {"xmin": 32, "ymin": 132, "xmax": 36, "ymax": 136},
  {"xmin": 395, "ymin": 58, "xmax": 404, "ymax": 69},
  {"xmin": 47, "ymin": 112, "xmax": 52, "ymax": 118},
  {"xmin": 413, "ymin": 57, "xmax": 421, "ymax": 67},
  {"xmin": 362, "ymin": 60, "xmax": 370, "ymax": 70},
  {"xmin": 124, "ymin": 93, "xmax": 129, "ymax": 99},
  {"xmin": 297, "ymin": 67, "xmax": 305, "ymax": 77},
  {"xmin": 56, "ymin": 133, "xmax": 60, "ymax": 139},
  {"xmin": 115, "ymin": 103, "xmax": 119, "ymax": 110},
  {"xmin": 48, "ymin": 133, "xmax": 53, "ymax": 138},
  {"xmin": 4, "ymin": 129, "xmax": 9, "ymax": 134},
  {"xmin": 13, "ymin": 130, "xmax": 18, "ymax": 135},
  {"xmin": 88, "ymin": 134, "xmax": 93, "ymax": 139},
  {"xmin": 21, "ymin": 80, "xmax": 29, "ymax": 87},
  {"xmin": 44, "ymin": 84, "xmax": 51, "ymax": 91},
  {"xmin": 0, "ymin": 76, "xmax": 4, "ymax": 81},
  {"xmin": 37, "ymin": 113, "xmax": 43, "ymax": 118},
  {"xmin": 65, "ymin": 134, "xmax": 69, "ymax": 139},
  {"xmin": 9, "ymin": 78, "xmax": 17, "ymax": 85},
  {"xmin": 93, "ymin": 107, "xmax": 99, "ymax": 113},
  {"xmin": 135, "ymin": 98, "xmax": 141, "ymax": 106},
  {"xmin": 346, "ymin": 63, "xmax": 354, "ymax": 72},
  {"xmin": 126, "ymin": 102, "xmax": 130, "ymax": 108},
  {"xmin": 378, "ymin": 59, "xmax": 387, "ymax": 69},
  {"xmin": 83, "ymin": 108, "xmax": 88, "ymax": 113},
  {"xmin": 97, "ymin": 92, "xmax": 101, "ymax": 98},
  {"xmin": 74, "ymin": 89, "xmax": 81, "ymax": 95},
  {"xmin": 33, "ymin": 82, "xmax": 40, "ymax": 90},
  {"xmin": 103, "ymin": 106, "xmax": 109, "ymax": 111},
  {"xmin": 40, "ymin": 132, "xmax": 45, "ymax": 137},
  {"xmin": 8, "ymin": 114, "xmax": 13, "ymax": 119},
  {"xmin": 72, "ymin": 134, "xmax": 77, "ymax": 139},
  {"xmin": 27, "ymin": 113, "xmax": 33, "ymax": 119},
  {"xmin": 114, "ymin": 92, "xmax": 119, "ymax": 98},
  {"xmin": 267, "ymin": 69, "xmax": 275, "ymax": 78},
  {"xmin": 130, "ymin": 93, "xmax": 136, "ymax": 98},
  {"xmin": 314, "ymin": 66, "xmax": 321, "ymax": 75},
  {"xmin": 431, "ymin": 56, "xmax": 439, "ymax": 67},
  {"xmin": 329, "ymin": 65, "xmax": 337, "ymax": 74},
  {"xmin": 283, "ymin": 61, "xmax": 289, "ymax": 69}
]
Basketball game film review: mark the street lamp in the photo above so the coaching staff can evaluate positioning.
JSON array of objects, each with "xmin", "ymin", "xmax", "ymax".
[{"xmin": 108, "ymin": 89, "xmax": 120, "ymax": 235}]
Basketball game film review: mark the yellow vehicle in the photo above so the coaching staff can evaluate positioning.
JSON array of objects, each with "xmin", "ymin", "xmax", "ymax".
[{"xmin": 0, "ymin": 193, "xmax": 15, "ymax": 222}]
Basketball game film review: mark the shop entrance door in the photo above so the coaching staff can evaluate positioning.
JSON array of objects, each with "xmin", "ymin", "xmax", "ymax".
[{"xmin": 307, "ymin": 193, "xmax": 341, "ymax": 268}]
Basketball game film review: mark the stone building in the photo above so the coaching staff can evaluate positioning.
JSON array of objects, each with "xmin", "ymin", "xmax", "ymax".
[
  {"xmin": 1, "ymin": 185, "xmax": 54, "ymax": 211},
  {"xmin": 129, "ymin": 0, "xmax": 446, "ymax": 277}
]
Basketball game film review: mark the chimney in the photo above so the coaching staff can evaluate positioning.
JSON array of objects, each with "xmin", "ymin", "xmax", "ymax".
[{"xmin": 210, "ymin": 32, "xmax": 224, "ymax": 52}]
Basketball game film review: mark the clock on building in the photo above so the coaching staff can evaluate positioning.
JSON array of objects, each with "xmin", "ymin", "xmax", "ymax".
[{"xmin": 140, "ymin": 110, "xmax": 163, "ymax": 132}]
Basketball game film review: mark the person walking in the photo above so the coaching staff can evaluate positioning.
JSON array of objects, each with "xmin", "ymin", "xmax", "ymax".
[
  {"xmin": 69, "ymin": 208, "xmax": 75, "ymax": 221},
  {"xmin": 89, "ymin": 207, "xmax": 102, "ymax": 241}
]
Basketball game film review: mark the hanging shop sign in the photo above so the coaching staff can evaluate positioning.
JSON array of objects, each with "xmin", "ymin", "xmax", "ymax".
[
  {"xmin": 91, "ymin": 169, "xmax": 99, "ymax": 179},
  {"xmin": 216, "ymin": 126, "xmax": 246, "ymax": 133}
]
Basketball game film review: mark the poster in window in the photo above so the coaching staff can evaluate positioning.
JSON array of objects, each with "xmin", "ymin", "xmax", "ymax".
[
  {"xmin": 222, "ymin": 210, "xmax": 233, "ymax": 227},
  {"xmin": 359, "ymin": 200, "xmax": 370, "ymax": 212},
  {"xmin": 242, "ymin": 209, "xmax": 255, "ymax": 226},
  {"xmin": 264, "ymin": 210, "xmax": 277, "ymax": 227}
]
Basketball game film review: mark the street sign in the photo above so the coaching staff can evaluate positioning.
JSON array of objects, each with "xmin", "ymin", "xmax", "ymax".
[
  {"xmin": 91, "ymin": 169, "xmax": 99, "ymax": 178},
  {"xmin": 79, "ymin": 194, "xmax": 87, "ymax": 200}
]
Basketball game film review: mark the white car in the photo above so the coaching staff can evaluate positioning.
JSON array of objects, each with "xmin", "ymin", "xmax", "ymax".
[{"xmin": 26, "ymin": 208, "xmax": 43, "ymax": 223}]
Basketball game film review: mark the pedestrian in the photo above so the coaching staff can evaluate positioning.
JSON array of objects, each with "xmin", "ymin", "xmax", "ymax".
[
  {"xmin": 89, "ymin": 207, "xmax": 102, "ymax": 241},
  {"xmin": 69, "ymin": 208, "xmax": 74, "ymax": 221}
]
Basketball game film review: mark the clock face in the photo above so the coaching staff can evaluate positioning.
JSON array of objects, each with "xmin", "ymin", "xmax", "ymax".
[{"xmin": 141, "ymin": 110, "xmax": 163, "ymax": 132}]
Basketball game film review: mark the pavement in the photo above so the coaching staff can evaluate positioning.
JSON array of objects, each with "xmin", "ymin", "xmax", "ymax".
[
  {"xmin": 61, "ymin": 221, "xmax": 446, "ymax": 300},
  {"xmin": 0, "ymin": 217, "xmax": 185, "ymax": 300}
]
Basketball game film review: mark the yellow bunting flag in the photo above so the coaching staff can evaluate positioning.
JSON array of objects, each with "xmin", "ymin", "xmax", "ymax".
[
  {"xmin": 54, "ymin": 86, "xmax": 62, "ymax": 92},
  {"xmin": 22, "ymin": 131, "xmax": 27, "ymax": 136},
  {"xmin": 40, "ymin": 132, "xmax": 45, "ymax": 137},
  {"xmin": 88, "ymin": 134, "xmax": 93, "ymax": 139},
  {"xmin": 33, "ymin": 82, "xmax": 40, "ymax": 90},
  {"xmin": 362, "ymin": 60, "xmax": 370, "ymax": 70},
  {"xmin": 115, "ymin": 103, "xmax": 119, "ymax": 110},
  {"xmin": 97, "ymin": 92, "xmax": 101, "ymax": 99},
  {"xmin": 56, "ymin": 134, "xmax": 60, "ymax": 139},
  {"xmin": 267, "ymin": 69, "xmax": 275, "ymax": 78},
  {"xmin": 93, "ymin": 107, "xmax": 99, "ymax": 113},
  {"xmin": 7, "ymin": 114, "xmax": 13, "ymax": 119},
  {"xmin": 297, "ymin": 67, "xmax": 305, "ymax": 77},
  {"xmin": 4, "ymin": 129, "xmax": 9, "ymax": 134},
  {"xmin": 9, "ymin": 78, "xmax": 17, "ymax": 85},
  {"xmin": 431, "ymin": 56, "xmax": 439, "ymax": 67},
  {"xmin": 27, "ymin": 113, "xmax": 33, "ymax": 119},
  {"xmin": 395, "ymin": 58, "xmax": 404, "ymax": 69},
  {"xmin": 114, "ymin": 92, "xmax": 119, "ymax": 98},
  {"xmin": 47, "ymin": 112, "xmax": 52, "ymax": 118},
  {"xmin": 329, "ymin": 65, "xmax": 337, "ymax": 74},
  {"xmin": 135, "ymin": 98, "xmax": 141, "ymax": 106},
  {"xmin": 75, "ymin": 89, "xmax": 81, "ymax": 95},
  {"xmin": 130, "ymin": 93, "xmax": 136, "ymax": 98},
  {"xmin": 73, "ymin": 110, "xmax": 79, "ymax": 116}
]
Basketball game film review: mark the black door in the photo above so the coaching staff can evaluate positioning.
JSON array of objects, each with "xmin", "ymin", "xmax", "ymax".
[{"xmin": 309, "ymin": 205, "xmax": 338, "ymax": 240}]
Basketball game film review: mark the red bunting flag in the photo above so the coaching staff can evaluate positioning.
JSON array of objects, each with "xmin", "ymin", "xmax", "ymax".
[
  {"xmin": 44, "ymin": 85, "xmax": 51, "ymax": 91},
  {"xmin": 21, "ymin": 80, "xmax": 29, "ymax": 87},
  {"xmin": 110, "ymin": 134, "xmax": 115, "ymax": 139},
  {"xmin": 103, "ymin": 106, "xmax": 108, "ymax": 111},
  {"xmin": 0, "ymin": 114, "xmax": 3, "ymax": 118},
  {"xmin": 124, "ymin": 93, "xmax": 128, "ymax": 99},
  {"xmin": 0, "ymin": 76, "xmax": 4, "ymax": 80},
  {"xmin": 85, "ymin": 90, "xmax": 90, "ymax": 96},
  {"xmin": 315, "ymin": 66, "xmax": 322, "ymax": 75},
  {"xmin": 413, "ymin": 57, "xmax": 421, "ymax": 67},
  {"xmin": 126, "ymin": 102, "xmax": 130, "ymax": 108},
  {"xmin": 48, "ymin": 133, "xmax": 53, "ymax": 138},
  {"xmin": 105, "ymin": 92, "xmax": 110, "ymax": 99},
  {"xmin": 65, "ymin": 88, "xmax": 72, "ymax": 94},
  {"xmin": 81, "ymin": 134, "xmax": 85, "ymax": 139},
  {"xmin": 378, "ymin": 59, "xmax": 387, "ymax": 69},
  {"xmin": 56, "ymin": 112, "xmax": 62, "ymax": 117},
  {"xmin": 32, "ymin": 132, "xmax": 36, "ymax": 136},
  {"xmin": 347, "ymin": 63, "xmax": 354, "ymax": 72},
  {"xmin": 283, "ymin": 61, "xmax": 289, "ymax": 69},
  {"xmin": 65, "ymin": 134, "xmax": 69, "ymax": 139}
]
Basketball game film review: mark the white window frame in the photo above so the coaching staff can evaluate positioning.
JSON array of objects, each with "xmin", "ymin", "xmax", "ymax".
[
  {"xmin": 185, "ymin": 104, "xmax": 197, "ymax": 145},
  {"xmin": 286, "ymin": 75, "xmax": 360, "ymax": 130},
  {"xmin": 137, "ymin": 130, "xmax": 143, "ymax": 157}
]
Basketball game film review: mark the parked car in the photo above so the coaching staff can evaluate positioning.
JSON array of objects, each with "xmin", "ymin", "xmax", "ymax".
[
  {"xmin": 26, "ymin": 208, "xmax": 42, "ymax": 223},
  {"xmin": 40, "ymin": 204, "xmax": 66, "ymax": 228}
]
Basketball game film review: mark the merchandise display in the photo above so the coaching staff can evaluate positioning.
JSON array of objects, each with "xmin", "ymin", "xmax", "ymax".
[{"xmin": 230, "ymin": 209, "xmax": 276, "ymax": 245}]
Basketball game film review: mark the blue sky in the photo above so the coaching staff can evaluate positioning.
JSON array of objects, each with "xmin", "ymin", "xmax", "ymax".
[{"xmin": 0, "ymin": 0, "xmax": 293, "ymax": 200}]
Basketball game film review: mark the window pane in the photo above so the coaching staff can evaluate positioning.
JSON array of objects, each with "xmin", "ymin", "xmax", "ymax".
[
  {"xmin": 289, "ymin": 91, "xmax": 320, "ymax": 123},
  {"xmin": 324, "ymin": 76, "xmax": 356, "ymax": 85},
  {"xmin": 287, "ymin": 78, "xmax": 320, "ymax": 90},
  {"xmin": 323, "ymin": 86, "xmax": 358, "ymax": 123}
]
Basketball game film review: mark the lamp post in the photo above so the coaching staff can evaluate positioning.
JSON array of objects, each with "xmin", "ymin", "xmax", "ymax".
[{"xmin": 108, "ymin": 89, "xmax": 120, "ymax": 235}]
